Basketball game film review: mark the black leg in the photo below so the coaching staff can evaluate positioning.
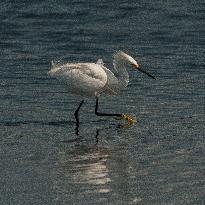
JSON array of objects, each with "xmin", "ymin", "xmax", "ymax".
[
  {"xmin": 95, "ymin": 97, "xmax": 135, "ymax": 128},
  {"xmin": 95, "ymin": 97, "xmax": 121, "ymax": 117},
  {"xmin": 74, "ymin": 100, "xmax": 84, "ymax": 125}
]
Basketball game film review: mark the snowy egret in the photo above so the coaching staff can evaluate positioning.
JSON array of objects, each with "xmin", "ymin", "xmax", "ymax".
[{"xmin": 48, "ymin": 51, "xmax": 155, "ymax": 128}]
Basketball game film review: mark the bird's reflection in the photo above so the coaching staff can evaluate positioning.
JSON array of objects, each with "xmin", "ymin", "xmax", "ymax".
[
  {"xmin": 70, "ymin": 145, "xmax": 111, "ymax": 193},
  {"xmin": 73, "ymin": 122, "xmax": 100, "ymax": 145},
  {"xmin": 95, "ymin": 129, "xmax": 100, "ymax": 145},
  {"xmin": 75, "ymin": 121, "xmax": 80, "ymax": 136},
  {"xmin": 52, "ymin": 126, "xmax": 146, "ymax": 203},
  {"xmin": 54, "ymin": 127, "xmax": 111, "ymax": 196}
]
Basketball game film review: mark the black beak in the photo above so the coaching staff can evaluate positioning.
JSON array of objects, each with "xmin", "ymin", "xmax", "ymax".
[
  {"xmin": 132, "ymin": 64, "xmax": 156, "ymax": 80},
  {"xmin": 137, "ymin": 66, "xmax": 156, "ymax": 80}
]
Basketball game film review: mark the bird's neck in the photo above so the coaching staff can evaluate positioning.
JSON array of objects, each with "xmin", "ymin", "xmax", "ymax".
[{"xmin": 114, "ymin": 62, "xmax": 129, "ymax": 87}]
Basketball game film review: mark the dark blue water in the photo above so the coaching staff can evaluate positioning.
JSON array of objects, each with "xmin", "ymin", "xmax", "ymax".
[{"xmin": 0, "ymin": 1, "xmax": 204, "ymax": 204}]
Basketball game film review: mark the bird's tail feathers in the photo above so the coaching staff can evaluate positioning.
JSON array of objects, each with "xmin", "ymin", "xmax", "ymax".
[
  {"xmin": 51, "ymin": 58, "xmax": 65, "ymax": 68},
  {"xmin": 51, "ymin": 60, "xmax": 55, "ymax": 67},
  {"xmin": 48, "ymin": 59, "xmax": 65, "ymax": 76}
]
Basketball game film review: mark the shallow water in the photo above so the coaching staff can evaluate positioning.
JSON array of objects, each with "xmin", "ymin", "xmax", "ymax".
[{"xmin": 0, "ymin": 1, "xmax": 204, "ymax": 204}]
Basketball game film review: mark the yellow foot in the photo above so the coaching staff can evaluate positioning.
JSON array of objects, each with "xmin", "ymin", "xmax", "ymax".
[{"xmin": 116, "ymin": 114, "xmax": 136, "ymax": 128}]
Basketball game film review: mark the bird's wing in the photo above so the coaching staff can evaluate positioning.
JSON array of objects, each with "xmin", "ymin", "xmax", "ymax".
[{"xmin": 48, "ymin": 63, "xmax": 107, "ymax": 97}]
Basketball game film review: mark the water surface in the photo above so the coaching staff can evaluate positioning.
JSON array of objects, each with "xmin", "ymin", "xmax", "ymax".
[{"xmin": 0, "ymin": 1, "xmax": 204, "ymax": 204}]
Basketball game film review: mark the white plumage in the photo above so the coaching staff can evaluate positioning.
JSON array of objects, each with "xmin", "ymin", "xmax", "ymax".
[
  {"xmin": 48, "ymin": 51, "xmax": 147, "ymax": 97},
  {"xmin": 48, "ymin": 51, "xmax": 155, "ymax": 127},
  {"xmin": 48, "ymin": 62, "xmax": 107, "ymax": 97}
]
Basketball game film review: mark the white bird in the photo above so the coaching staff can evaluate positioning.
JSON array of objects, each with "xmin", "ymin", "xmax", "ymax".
[{"xmin": 48, "ymin": 51, "xmax": 155, "ymax": 128}]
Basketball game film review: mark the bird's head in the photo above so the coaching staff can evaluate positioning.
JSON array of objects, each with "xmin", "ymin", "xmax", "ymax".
[{"xmin": 115, "ymin": 51, "xmax": 156, "ymax": 80}]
